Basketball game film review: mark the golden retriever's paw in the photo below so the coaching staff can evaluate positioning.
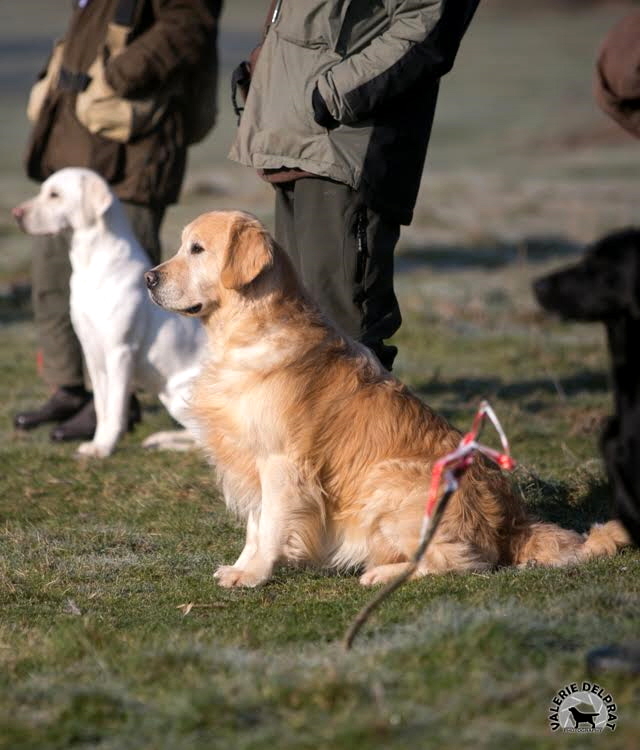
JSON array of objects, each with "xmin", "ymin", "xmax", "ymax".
[
  {"xmin": 359, "ymin": 563, "xmax": 412, "ymax": 586},
  {"xmin": 214, "ymin": 565, "xmax": 267, "ymax": 588},
  {"xmin": 76, "ymin": 441, "xmax": 111, "ymax": 458}
]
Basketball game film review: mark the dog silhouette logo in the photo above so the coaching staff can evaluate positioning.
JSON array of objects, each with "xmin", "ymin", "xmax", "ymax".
[
  {"xmin": 567, "ymin": 705, "xmax": 599, "ymax": 728},
  {"xmin": 548, "ymin": 682, "xmax": 618, "ymax": 732}
]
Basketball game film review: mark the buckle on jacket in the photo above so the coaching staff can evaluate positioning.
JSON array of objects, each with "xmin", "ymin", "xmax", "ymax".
[
  {"xmin": 58, "ymin": 67, "xmax": 92, "ymax": 92},
  {"xmin": 231, "ymin": 60, "xmax": 251, "ymax": 121}
]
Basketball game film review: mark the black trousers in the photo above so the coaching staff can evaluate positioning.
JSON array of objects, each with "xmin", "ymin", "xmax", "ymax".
[
  {"xmin": 274, "ymin": 177, "xmax": 402, "ymax": 370},
  {"xmin": 31, "ymin": 202, "xmax": 165, "ymax": 388}
]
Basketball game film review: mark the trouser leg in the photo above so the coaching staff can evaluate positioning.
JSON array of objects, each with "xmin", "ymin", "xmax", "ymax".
[
  {"xmin": 357, "ymin": 202, "xmax": 402, "ymax": 367},
  {"xmin": 30, "ymin": 201, "xmax": 165, "ymax": 388},
  {"xmin": 31, "ymin": 230, "xmax": 83, "ymax": 388},
  {"xmin": 273, "ymin": 182, "xmax": 299, "ymax": 270},
  {"xmin": 274, "ymin": 178, "xmax": 401, "ymax": 370}
]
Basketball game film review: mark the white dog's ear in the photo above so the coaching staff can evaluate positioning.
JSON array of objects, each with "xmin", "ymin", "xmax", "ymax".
[
  {"xmin": 80, "ymin": 171, "xmax": 114, "ymax": 226},
  {"xmin": 220, "ymin": 215, "xmax": 274, "ymax": 290}
]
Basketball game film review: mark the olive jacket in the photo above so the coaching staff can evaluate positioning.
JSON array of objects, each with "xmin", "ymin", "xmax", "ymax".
[
  {"xmin": 229, "ymin": 0, "xmax": 480, "ymax": 225},
  {"xmin": 26, "ymin": 0, "xmax": 221, "ymax": 207}
]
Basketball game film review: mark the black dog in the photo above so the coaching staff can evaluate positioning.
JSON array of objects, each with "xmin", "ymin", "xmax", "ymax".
[
  {"xmin": 533, "ymin": 228, "xmax": 640, "ymax": 546},
  {"xmin": 567, "ymin": 706, "xmax": 599, "ymax": 729}
]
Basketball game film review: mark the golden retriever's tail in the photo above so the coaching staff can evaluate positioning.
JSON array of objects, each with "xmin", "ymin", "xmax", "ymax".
[{"xmin": 509, "ymin": 519, "xmax": 631, "ymax": 567}]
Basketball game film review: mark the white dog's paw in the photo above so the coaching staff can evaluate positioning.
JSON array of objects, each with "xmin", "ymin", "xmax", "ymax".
[
  {"xmin": 76, "ymin": 441, "xmax": 112, "ymax": 458},
  {"xmin": 214, "ymin": 565, "xmax": 267, "ymax": 588},
  {"xmin": 142, "ymin": 430, "xmax": 197, "ymax": 452}
]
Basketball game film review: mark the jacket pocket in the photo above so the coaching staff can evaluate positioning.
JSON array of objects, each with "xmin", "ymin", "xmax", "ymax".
[
  {"xmin": 267, "ymin": 34, "xmax": 340, "ymax": 137},
  {"xmin": 76, "ymin": 48, "xmax": 170, "ymax": 144},
  {"xmin": 274, "ymin": 0, "xmax": 389, "ymax": 56},
  {"xmin": 273, "ymin": 0, "xmax": 335, "ymax": 49}
]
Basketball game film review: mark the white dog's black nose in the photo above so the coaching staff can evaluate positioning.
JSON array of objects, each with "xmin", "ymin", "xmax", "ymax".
[{"xmin": 145, "ymin": 270, "xmax": 159, "ymax": 289}]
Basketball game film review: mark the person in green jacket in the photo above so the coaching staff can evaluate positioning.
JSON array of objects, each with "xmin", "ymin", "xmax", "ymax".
[
  {"xmin": 230, "ymin": 0, "xmax": 480, "ymax": 370},
  {"xmin": 14, "ymin": 0, "xmax": 222, "ymax": 441}
]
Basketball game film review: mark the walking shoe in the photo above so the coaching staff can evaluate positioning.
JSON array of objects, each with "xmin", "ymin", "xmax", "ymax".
[
  {"xmin": 50, "ymin": 394, "xmax": 142, "ymax": 442},
  {"xmin": 13, "ymin": 386, "xmax": 91, "ymax": 430},
  {"xmin": 50, "ymin": 398, "xmax": 96, "ymax": 442}
]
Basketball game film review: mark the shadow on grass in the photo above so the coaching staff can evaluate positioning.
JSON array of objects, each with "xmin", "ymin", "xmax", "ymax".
[
  {"xmin": 517, "ymin": 468, "xmax": 614, "ymax": 532},
  {"xmin": 413, "ymin": 369, "xmax": 609, "ymax": 403},
  {"xmin": 397, "ymin": 234, "xmax": 583, "ymax": 273}
]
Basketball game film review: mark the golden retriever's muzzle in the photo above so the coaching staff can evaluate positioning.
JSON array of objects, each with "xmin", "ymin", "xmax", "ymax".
[{"xmin": 145, "ymin": 268, "xmax": 203, "ymax": 315}]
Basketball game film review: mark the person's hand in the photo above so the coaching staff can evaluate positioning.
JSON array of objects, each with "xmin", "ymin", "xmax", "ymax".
[{"xmin": 312, "ymin": 85, "xmax": 339, "ymax": 129}]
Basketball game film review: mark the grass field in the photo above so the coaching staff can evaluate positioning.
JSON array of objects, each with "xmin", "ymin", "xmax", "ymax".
[{"xmin": 1, "ymin": 2, "xmax": 640, "ymax": 748}]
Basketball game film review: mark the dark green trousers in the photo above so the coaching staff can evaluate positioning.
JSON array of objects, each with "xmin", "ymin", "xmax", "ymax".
[
  {"xmin": 274, "ymin": 177, "xmax": 402, "ymax": 370},
  {"xmin": 31, "ymin": 202, "xmax": 164, "ymax": 388}
]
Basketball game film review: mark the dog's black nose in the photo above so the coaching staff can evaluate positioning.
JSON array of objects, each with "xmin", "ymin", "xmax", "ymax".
[{"xmin": 145, "ymin": 270, "xmax": 159, "ymax": 289}]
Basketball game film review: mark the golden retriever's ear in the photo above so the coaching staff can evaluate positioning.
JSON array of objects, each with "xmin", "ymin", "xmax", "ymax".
[{"xmin": 220, "ymin": 216, "xmax": 274, "ymax": 290}]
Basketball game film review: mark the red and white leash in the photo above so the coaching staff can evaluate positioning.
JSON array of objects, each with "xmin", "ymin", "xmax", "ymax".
[
  {"xmin": 343, "ymin": 400, "xmax": 516, "ymax": 649},
  {"xmin": 422, "ymin": 400, "xmax": 515, "ymax": 534}
]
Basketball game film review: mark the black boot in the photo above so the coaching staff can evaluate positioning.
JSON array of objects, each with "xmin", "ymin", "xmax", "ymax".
[
  {"xmin": 50, "ymin": 398, "xmax": 96, "ymax": 442},
  {"xmin": 14, "ymin": 386, "xmax": 91, "ymax": 430},
  {"xmin": 50, "ymin": 394, "xmax": 142, "ymax": 442}
]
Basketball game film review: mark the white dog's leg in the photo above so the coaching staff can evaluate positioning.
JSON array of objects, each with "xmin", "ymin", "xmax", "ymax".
[
  {"xmin": 214, "ymin": 456, "xmax": 297, "ymax": 587},
  {"xmin": 73, "ymin": 337, "xmax": 107, "ymax": 454},
  {"xmin": 140, "ymin": 378, "xmax": 199, "ymax": 451},
  {"xmin": 142, "ymin": 429, "xmax": 197, "ymax": 451},
  {"xmin": 77, "ymin": 346, "xmax": 134, "ymax": 458},
  {"xmin": 71, "ymin": 324, "xmax": 107, "ymax": 426}
]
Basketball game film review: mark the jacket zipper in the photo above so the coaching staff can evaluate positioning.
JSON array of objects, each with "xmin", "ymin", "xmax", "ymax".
[
  {"xmin": 353, "ymin": 208, "xmax": 369, "ymax": 308},
  {"xmin": 271, "ymin": 0, "xmax": 283, "ymax": 24}
]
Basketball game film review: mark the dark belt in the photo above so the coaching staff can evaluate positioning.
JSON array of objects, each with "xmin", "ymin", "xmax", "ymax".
[{"xmin": 58, "ymin": 67, "xmax": 92, "ymax": 92}]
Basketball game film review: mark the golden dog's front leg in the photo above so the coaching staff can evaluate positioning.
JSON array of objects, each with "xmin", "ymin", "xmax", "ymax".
[
  {"xmin": 214, "ymin": 510, "xmax": 265, "ymax": 587},
  {"xmin": 214, "ymin": 456, "xmax": 297, "ymax": 588}
]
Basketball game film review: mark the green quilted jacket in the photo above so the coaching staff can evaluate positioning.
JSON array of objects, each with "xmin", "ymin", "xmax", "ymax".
[{"xmin": 230, "ymin": 0, "xmax": 480, "ymax": 224}]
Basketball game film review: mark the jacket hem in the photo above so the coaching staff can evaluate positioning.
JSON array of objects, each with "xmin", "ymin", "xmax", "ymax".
[{"xmin": 229, "ymin": 149, "xmax": 360, "ymax": 190}]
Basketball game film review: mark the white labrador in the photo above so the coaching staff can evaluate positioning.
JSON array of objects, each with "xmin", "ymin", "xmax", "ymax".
[{"xmin": 13, "ymin": 167, "xmax": 205, "ymax": 457}]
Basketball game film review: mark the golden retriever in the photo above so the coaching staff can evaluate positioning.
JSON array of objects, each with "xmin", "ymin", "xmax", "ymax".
[{"xmin": 145, "ymin": 210, "xmax": 630, "ymax": 587}]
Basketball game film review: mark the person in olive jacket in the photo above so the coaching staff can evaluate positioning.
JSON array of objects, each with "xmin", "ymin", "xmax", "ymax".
[
  {"xmin": 230, "ymin": 0, "xmax": 480, "ymax": 370},
  {"xmin": 15, "ymin": 0, "xmax": 222, "ymax": 441}
]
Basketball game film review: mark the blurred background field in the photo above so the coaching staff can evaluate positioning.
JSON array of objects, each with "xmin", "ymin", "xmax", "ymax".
[{"xmin": 1, "ymin": 3, "xmax": 640, "ymax": 749}]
